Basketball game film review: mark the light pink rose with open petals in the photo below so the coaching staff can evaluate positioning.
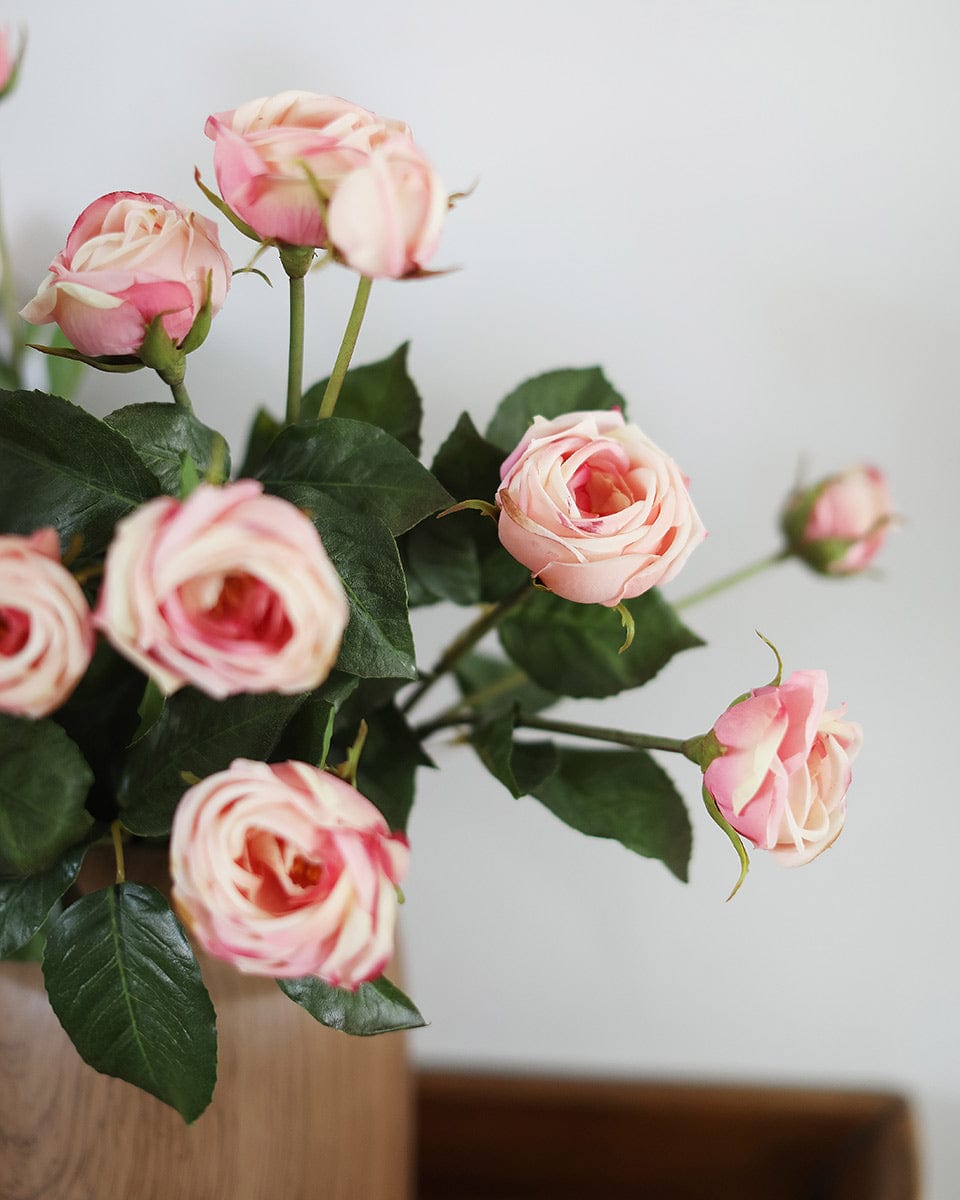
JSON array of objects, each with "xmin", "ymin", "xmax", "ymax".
[
  {"xmin": 327, "ymin": 135, "xmax": 446, "ymax": 278},
  {"xmin": 94, "ymin": 481, "xmax": 348, "ymax": 699},
  {"xmin": 704, "ymin": 670, "xmax": 861, "ymax": 866},
  {"xmin": 20, "ymin": 192, "xmax": 231, "ymax": 358},
  {"xmin": 782, "ymin": 465, "xmax": 894, "ymax": 575},
  {"xmin": 0, "ymin": 529, "xmax": 94, "ymax": 718},
  {"xmin": 497, "ymin": 410, "xmax": 706, "ymax": 606},
  {"xmin": 205, "ymin": 90, "xmax": 411, "ymax": 248},
  {"xmin": 170, "ymin": 758, "xmax": 409, "ymax": 987}
]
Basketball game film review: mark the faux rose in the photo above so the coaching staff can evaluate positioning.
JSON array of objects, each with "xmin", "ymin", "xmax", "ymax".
[
  {"xmin": 20, "ymin": 192, "xmax": 232, "ymax": 358},
  {"xmin": 326, "ymin": 135, "xmax": 446, "ymax": 278},
  {"xmin": 170, "ymin": 758, "xmax": 410, "ymax": 987},
  {"xmin": 0, "ymin": 529, "xmax": 94, "ymax": 718},
  {"xmin": 781, "ymin": 465, "xmax": 894, "ymax": 575},
  {"xmin": 94, "ymin": 481, "xmax": 348, "ymax": 699},
  {"xmin": 0, "ymin": 25, "xmax": 24, "ymax": 100},
  {"xmin": 496, "ymin": 409, "xmax": 706, "ymax": 606},
  {"xmin": 703, "ymin": 669, "xmax": 861, "ymax": 866},
  {"xmin": 205, "ymin": 90, "xmax": 412, "ymax": 248}
]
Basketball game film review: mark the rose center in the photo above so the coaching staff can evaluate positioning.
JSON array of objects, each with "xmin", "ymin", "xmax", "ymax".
[
  {"xmin": 0, "ymin": 607, "xmax": 30, "ymax": 656},
  {"xmin": 569, "ymin": 465, "xmax": 636, "ymax": 517},
  {"xmin": 182, "ymin": 572, "xmax": 293, "ymax": 649}
]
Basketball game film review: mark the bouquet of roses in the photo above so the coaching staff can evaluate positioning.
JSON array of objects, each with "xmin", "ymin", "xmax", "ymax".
[{"xmin": 0, "ymin": 34, "xmax": 893, "ymax": 1122}]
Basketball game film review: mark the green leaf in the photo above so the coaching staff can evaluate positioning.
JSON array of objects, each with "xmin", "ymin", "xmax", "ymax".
[
  {"xmin": 498, "ymin": 588, "xmax": 703, "ymax": 699},
  {"xmin": 45, "ymin": 327, "xmax": 87, "ymax": 400},
  {"xmin": 485, "ymin": 367, "xmax": 627, "ymax": 453},
  {"xmin": 402, "ymin": 413, "xmax": 527, "ymax": 605},
  {"xmin": 0, "ymin": 389, "xmax": 160, "ymax": 558},
  {"xmin": 119, "ymin": 690, "xmax": 309, "ymax": 837},
  {"xmin": 52, "ymin": 642, "xmax": 145, "ymax": 823},
  {"xmin": 237, "ymin": 406, "xmax": 282, "ymax": 477},
  {"xmin": 277, "ymin": 974, "xmax": 426, "ymax": 1036},
  {"xmin": 531, "ymin": 747, "xmax": 693, "ymax": 881},
  {"xmin": 301, "ymin": 343, "xmax": 424, "ymax": 455},
  {"xmin": 0, "ymin": 715, "xmax": 93, "ymax": 877},
  {"xmin": 470, "ymin": 713, "xmax": 558, "ymax": 799},
  {"xmin": 273, "ymin": 671, "xmax": 360, "ymax": 769},
  {"xmin": 0, "ymin": 843, "xmax": 87, "ymax": 957},
  {"xmin": 301, "ymin": 494, "xmax": 416, "ymax": 682},
  {"xmin": 43, "ymin": 884, "xmax": 217, "ymax": 1122},
  {"xmin": 255, "ymin": 417, "xmax": 452, "ymax": 536},
  {"xmin": 105, "ymin": 403, "xmax": 231, "ymax": 494},
  {"xmin": 352, "ymin": 704, "xmax": 432, "ymax": 832},
  {"xmin": 454, "ymin": 652, "xmax": 558, "ymax": 721}
]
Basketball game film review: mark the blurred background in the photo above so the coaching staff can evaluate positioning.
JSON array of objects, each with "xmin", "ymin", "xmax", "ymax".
[{"xmin": 4, "ymin": 1, "xmax": 957, "ymax": 1193}]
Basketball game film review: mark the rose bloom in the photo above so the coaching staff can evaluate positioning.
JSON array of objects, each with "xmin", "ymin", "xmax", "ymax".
[
  {"xmin": 94, "ymin": 481, "xmax": 348, "ymax": 699},
  {"xmin": 20, "ymin": 192, "xmax": 232, "ymax": 358},
  {"xmin": 0, "ymin": 529, "xmax": 94, "ymax": 718},
  {"xmin": 170, "ymin": 759, "xmax": 410, "ymax": 987},
  {"xmin": 704, "ymin": 670, "xmax": 862, "ymax": 866},
  {"xmin": 205, "ymin": 90, "xmax": 413, "ymax": 248},
  {"xmin": 782, "ymin": 465, "xmax": 893, "ymax": 575},
  {"xmin": 326, "ymin": 135, "xmax": 446, "ymax": 278},
  {"xmin": 496, "ymin": 409, "xmax": 706, "ymax": 606}
]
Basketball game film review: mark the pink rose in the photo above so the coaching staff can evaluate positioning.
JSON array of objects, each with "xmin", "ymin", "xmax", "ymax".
[
  {"xmin": 703, "ymin": 670, "xmax": 862, "ymax": 866},
  {"xmin": 20, "ymin": 192, "xmax": 232, "ymax": 358},
  {"xmin": 94, "ymin": 481, "xmax": 348, "ymax": 699},
  {"xmin": 205, "ymin": 90, "xmax": 412, "ymax": 248},
  {"xmin": 327, "ymin": 135, "xmax": 446, "ymax": 278},
  {"xmin": 0, "ymin": 529, "xmax": 94, "ymax": 718},
  {"xmin": 0, "ymin": 25, "xmax": 24, "ymax": 99},
  {"xmin": 496, "ymin": 410, "xmax": 706, "ymax": 606},
  {"xmin": 170, "ymin": 758, "xmax": 410, "ymax": 987},
  {"xmin": 782, "ymin": 465, "xmax": 894, "ymax": 575}
]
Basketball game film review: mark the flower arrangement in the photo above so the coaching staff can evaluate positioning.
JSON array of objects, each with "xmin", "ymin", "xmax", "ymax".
[{"xmin": 0, "ymin": 33, "xmax": 894, "ymax": 1123}]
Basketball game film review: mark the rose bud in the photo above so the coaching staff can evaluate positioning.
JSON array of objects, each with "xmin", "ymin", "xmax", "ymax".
[
  {"xmin": 496, "ymin": 409, "xmax": 706, "ymax": 606},
  {"xmin": 0, "ymin": 529, "xmax": 94, "ymax": 718},
  {"xmin": 781, "ymin": 465, "xmax": 894, "ymax": 575},
  {"xmin": 204, "ymin": 90, "xmax": 411, "ymax": 248},
  {"xmin": 170, "ymin": 759, "xmax": 410, "ymax": 988},
  {"xmin": 327, "ymin": 135, "xmax": 446, "ymax": 278},
  {"xmin": 0, "ymin": 25, "xmax": 25, "ymax": 101},
  {"xmin": 94, "ymin": 481, "xmax": 348, "ymax": 699},
  {"xmin": 703, "ymin": 669, "xmax": 861, "ymax": 866},
  {"xmin": 20, "ymin": 192, "xmax": 232, "ymax": 359}
]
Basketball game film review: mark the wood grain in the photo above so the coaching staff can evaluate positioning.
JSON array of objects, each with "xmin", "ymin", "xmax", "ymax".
[{"xmin": 0, "ymin": 848, "xmax": 412, "ymax": 1200}]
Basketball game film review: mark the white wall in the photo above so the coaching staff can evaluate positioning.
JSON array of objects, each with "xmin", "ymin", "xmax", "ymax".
[{"xmin": 5, "ymin": 1, "xmax": 957, "ymax": 1192}]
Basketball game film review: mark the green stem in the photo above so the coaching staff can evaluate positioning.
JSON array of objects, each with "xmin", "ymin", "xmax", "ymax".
[
  {"xmin": 168, "ymin": 378, "xmax": 193, "ymax": 412},
  {"xmin": 110, "ymin": 820, "xmax": 126, "ymax": 885},
  {"xmin": 0, "ymin": 183, "xmax": 25, "ymax": 379},
  {"xmin": 317, "ymin": 275, "xmax": 372, "ymax": 419},
  {"xmin": 285, "ymin": 271, "xmax": 306, "ymax": 425},
  {"xmin": 672, "ymin": 548, "xmax": 790, "ymax": 612},
  {"xmin": 513, "ymin": 713, "xmax": 698, "ymax": 758},
  {"xmin": 401, "ymin": 583, "xmax": 534, "ymax": 716}
]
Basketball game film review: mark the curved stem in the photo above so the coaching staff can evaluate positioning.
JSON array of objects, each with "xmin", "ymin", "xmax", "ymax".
[
  {"xmin": 168, "ymin": 378, "xmax": 193, "ymax": 412},
  {"xmin": 671, "ymin": 548, "xmax": 790, "ymax": 612},
  {"xmin": 285, "ymin": 272, "xmax": 306, "ymax": 424},
  {"xmin": 317, "ymin": 275, "xmax": 372, "ymax": 419},
  {"xmin": 401, "ymin": 582, "xmax": 534, "ymax": 716}
]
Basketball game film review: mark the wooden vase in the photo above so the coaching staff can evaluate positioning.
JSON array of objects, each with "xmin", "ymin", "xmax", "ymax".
[{"xmin": 0, "ymin": 850, "xmax": 413, "ymax": 1200}]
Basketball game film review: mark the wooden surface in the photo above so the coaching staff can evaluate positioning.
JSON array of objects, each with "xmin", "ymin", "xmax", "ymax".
[
  {"xmin": 416, "ymin": 1071, "xmax": 919, "ymax": 1200},
  {"xmin": 0, "ymin": 847, "xmax": 412, "ymax": 1200}
]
